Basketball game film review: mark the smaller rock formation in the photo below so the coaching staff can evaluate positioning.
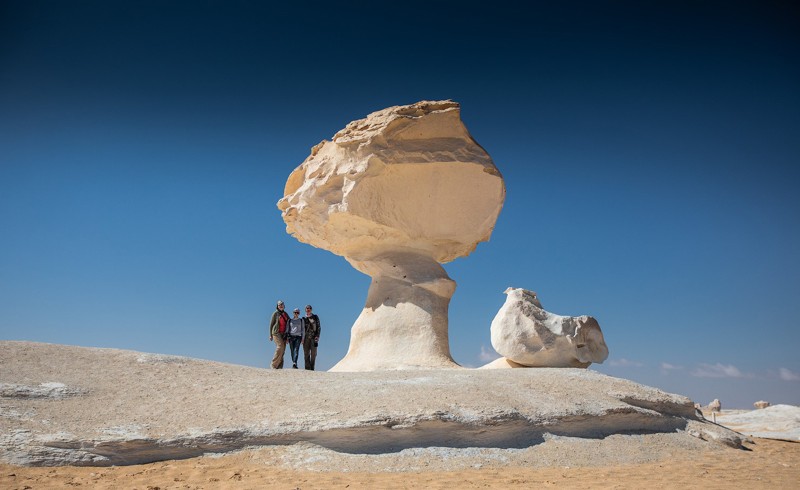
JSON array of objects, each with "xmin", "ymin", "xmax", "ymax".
[
  {"xmin": 485, "ymin": 288, "xmax": 608, "ymax": 368},
  {"xmin": 754, "ymin": 400, "xmax": 770, "ymax": 409},
  {"xmin": 708, "ymin": 399, "xmax": 722, "ymax": 412}
]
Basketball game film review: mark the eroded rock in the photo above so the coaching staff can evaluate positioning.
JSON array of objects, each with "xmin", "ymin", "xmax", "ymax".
[
  {"xmin": 0, "ymin": 341, "xmax": 744, "ymax": 467},
  {"xmin": 0, "ymin": 382, "xmax": 86, "ymax": 399},
  {"xmin": 714, "ymin": 404, "xmax": 800, "ymax": 441},
  {"xmin": 486, "ymin": 288, "xmax": 609, "ymax": 368},
  {"xmin": 278, "ymin": 100, "xmax": 505, "ymax": 371}
]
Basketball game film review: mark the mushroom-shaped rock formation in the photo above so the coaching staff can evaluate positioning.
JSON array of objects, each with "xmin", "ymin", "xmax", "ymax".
[
  {"xmin": 278, "ymin": 100, "xmax": 505, "ymax": 371},
  {"xmin": 485, "ymin": 287, "xmax": 609, "ymax": 368}
]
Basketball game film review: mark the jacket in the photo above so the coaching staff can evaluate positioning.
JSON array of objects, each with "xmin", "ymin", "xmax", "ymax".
[
  {"xmin": 270, "ymin": 309, "xmax": 290, "ymax": 337},
  {"xmin": 303, "ymin": 314, "xmax": 321, "ymax": 339}
]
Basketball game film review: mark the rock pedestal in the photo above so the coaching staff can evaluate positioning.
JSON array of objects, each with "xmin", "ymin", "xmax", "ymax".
[
  {"xmin": 342, "ymin": 252, "xmax": 456, "ymax": 370},
  {"xmin": 278, "ymin": 101, "xmax": 505, "ymax": 371}
]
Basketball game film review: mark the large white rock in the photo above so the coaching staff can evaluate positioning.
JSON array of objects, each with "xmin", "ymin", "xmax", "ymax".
[
  {"xmin": 278, "ymin": 101, "xmax": 505, "ymax": 371},
  {"xmin": 0, "ymin": 341, "xmax": 744, "ymax": 467},
  {"xmin": 487, "ymin": 287, "xmax": 609, "ymax": 368}
]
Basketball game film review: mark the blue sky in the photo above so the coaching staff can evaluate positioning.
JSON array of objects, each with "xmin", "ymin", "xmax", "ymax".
[{"xmin": 1, "ymin": 1, "xmax": 798, "ymax": 408}]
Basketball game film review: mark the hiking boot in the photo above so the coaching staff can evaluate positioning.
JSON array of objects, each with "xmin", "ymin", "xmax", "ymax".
[{"xmin": 292, "ymin": 363, "xmax": 298, "ymax": 369}]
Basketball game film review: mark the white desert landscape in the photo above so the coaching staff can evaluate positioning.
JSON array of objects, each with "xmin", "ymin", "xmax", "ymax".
[
  {"xmin": 3, "ymin": 100, "xmax": 799, "ymax": 488},
  {"xmin": 2, "ymin": 341, "xmax": 799, "ymax": 489},
  {"xmin": 4, "ymin": 0, "xmax": 799, "ymax": 487}
]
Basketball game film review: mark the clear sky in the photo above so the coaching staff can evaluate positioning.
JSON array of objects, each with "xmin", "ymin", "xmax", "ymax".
[{"xmin": 1, "ymin": 1, "xmax": 798, "ymax": 409}]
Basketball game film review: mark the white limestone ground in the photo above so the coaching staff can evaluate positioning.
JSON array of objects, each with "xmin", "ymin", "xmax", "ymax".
[
  {"xmin": 714, "ymin": 405, "xmax": 800, "ymax": 441},
  {"xmin": 1, "ymin": 341, "xmax": 745, "ymax": 469}
]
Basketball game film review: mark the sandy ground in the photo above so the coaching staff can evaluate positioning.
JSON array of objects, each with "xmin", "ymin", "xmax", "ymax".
[{"xmin": 1, "ymin": 437, "xmax": 797, "ymax": 489}]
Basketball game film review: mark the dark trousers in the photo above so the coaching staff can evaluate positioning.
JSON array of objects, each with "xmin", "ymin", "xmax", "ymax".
[
  {"xmin": 288, "ymin": 336, "xmax": 302, "ymax": 366},
  {"xmin": 303, "ymin": 337, "xmax": 317, "ymax": 370}
]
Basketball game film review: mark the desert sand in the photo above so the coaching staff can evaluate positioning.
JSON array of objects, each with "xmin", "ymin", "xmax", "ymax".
[{"xmin": 2, "ymin": 437, "xmax": 798, "ymax": 489}]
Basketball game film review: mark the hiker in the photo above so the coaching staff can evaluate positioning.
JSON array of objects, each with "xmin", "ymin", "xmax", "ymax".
[
  {"xmin": 286, "ymin": 307, "xmax": 305, "ymax": 369},
  {"xmin": 269, "ymin": 300, "xmax": 290, "ymax": 369},
  {"xmin": 302, "ymin": 304, "xmax": 321, "ymax": 370}
]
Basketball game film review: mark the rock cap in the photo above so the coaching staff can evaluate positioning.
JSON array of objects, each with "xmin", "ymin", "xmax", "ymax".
[{"xmin": 278, "ymin": 100, "xmax": 505, "ymax": 263}]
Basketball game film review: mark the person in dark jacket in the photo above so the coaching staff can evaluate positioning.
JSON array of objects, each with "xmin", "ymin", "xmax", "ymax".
[
  {"xmin": 302, "ymin": 304, "xmax": 321, "ymax": 370},
  {"xmin": 269, "ymin": 300, "xmax": 289, "ymax": 369}
]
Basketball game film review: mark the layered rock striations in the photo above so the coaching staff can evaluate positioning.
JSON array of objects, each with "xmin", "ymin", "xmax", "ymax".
[
  {"xmin": 485, "ymin": 288, "xmax": 609, "ymax": 368},
  {"xmin": 0, "ymin": 342, "xmax": 744, "ymax": 467},
  {"xmin": 278, "ymin": 101, "xmax": 505, "ymax": 371}
]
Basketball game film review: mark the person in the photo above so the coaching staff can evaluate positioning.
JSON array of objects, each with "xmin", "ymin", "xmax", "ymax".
[
  {"xmin": 269, "ymin": 300, "xmax": 290, "ymax": 369},
  {"xmin": 286, "ymin": 308, "xmax": 305, "ymax": 369},
  {"xmin": 302, "ymin": 304, "xmax": 321, "ymax": 370}
]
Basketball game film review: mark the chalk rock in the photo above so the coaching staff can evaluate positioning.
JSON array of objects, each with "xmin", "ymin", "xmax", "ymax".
[
  {"xmin": 754, "ymin": 400, "xmax": 770, "ymax": 409},
  {"xmin": 0, "ymin": 341, "xmax": 745, "ymax": 467},
  {"xmin": 0, "ymin": 382, "xmax": 87, "ymax": 399},
  {"xmin": 478, "ymin": 357, "xmax": 526, "ymax": 369},
  {"xmin": 486, "ymin": 288, "xmax": 609, "ymax": 368},
  {"xmin": 714, "ymin": 404, "xmax": 800, "ymax": 441},
  {"xmin": 708, "ymin": 399, "xmax": 722, "ymax": 412},
  {"xmin": 278, "ymin": 101, "xmax": 505, "ymax": 371}
]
